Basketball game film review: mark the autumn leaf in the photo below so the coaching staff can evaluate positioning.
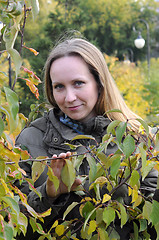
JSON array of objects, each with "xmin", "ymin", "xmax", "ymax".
[
  {"xmin": 23, "ymin": 45, "xmax": 39, "ymax": 56},
  {"xmin": 25, "ymin": 79, "xmax": 40, "ymax": 99},
  {"xmin": 22, "ymin": 66, "xmax": 41, "ymax": 85}
]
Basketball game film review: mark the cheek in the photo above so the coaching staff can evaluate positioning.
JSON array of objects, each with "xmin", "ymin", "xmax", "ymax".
[{"xmin": 53, "ymin": 92, "xmax": 63, "ymax": 105}]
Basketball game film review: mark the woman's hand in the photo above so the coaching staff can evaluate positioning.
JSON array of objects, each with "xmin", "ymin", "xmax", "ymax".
[{"xmin": 46, "ymin": 151, "xmax": 82, "ymax": 198}]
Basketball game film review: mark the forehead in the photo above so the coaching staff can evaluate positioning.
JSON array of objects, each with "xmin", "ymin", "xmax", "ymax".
[{"xmin": 50, "ymin": 56, "xmax": 91, "ymax": 77}]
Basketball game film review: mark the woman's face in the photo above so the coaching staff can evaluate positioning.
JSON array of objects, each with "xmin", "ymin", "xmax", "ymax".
[{"xmin": 50, "ymin": 55, "xmax": 99, "ymax": 122}]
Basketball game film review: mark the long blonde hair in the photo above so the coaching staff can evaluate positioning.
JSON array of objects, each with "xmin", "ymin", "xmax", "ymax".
[{"xmin": 44, "ymin": 38, "xmax": 145, "ymax": 134}]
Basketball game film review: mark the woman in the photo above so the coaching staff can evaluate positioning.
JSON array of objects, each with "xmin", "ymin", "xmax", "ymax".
[{"xmin": 16, "ymin": 37, "xmax": 158, "ymax": 239}]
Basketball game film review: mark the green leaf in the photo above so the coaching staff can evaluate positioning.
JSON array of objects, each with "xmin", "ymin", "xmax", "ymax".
[
  {"xmin": 4, "ymin": 224, "xmax": 14, "ymax": 240},
  {"xmin": 29, "ymin": 217, "xmax": 44, "ymax": 234},
  {"xmin": 7, "ymin": 48, "xmax": 22, "ymax": 77},
  {"xmin": 118, "ymin": 203, "xmax": 127, "ymax": 227},
  {"xmin": 116, "ymin": 122, "xmax": 127, "ymax": 143},
  {"xmin": 82, "ymin": 201, "xmax": 95, "ymax": 220},
  {"xmin": 142, "ymin": 161, "xmax": 156, "ymax": 181},
  {"xmin": 3, "ymin": 26, "xmax": 18, "ymax": 49},
  {"xmin": 83, "ymin": 206, "xmax": 96, "ymax": 231},
  {"xmin": 129, "ymin": 170, "xmax": 140, "ymax": 187},
  {"xmin": 103, "ymin": 207, "xmax": 115, "ymax": 226},
  {"xmin": 139, "ymin": 143, "xmax": 147, "ymax": 170},
  {"xmin": 71, "ymin": 134, "xmax": 95, "ymax": 141},
  {"xmin": 136, "ymin": 118, "xmax": 149, "ymax": 136},
  {"xmin": 25, "ymin": 178, "xmax": 42, "ymax": 199},
  {"xmin": 47, "ymin": 166, "xmax": 59, "ymax": 192},
  {"xmin": 150, "ymin": 200, "xmax": 159, "ymax": 225},
  {"xmin": 0, "ymin": 117, "xmax": 4, "ymax": 136},
  {"xmin": 139, "ymin": 219, "xmax": 147, "ymax": 232},
  {"xmin": 133, "ymin": 222, "xmax": 139, "ymax": 240},
  {"xmin": 32, "ymin": 161, "xmax": 46, "ymax": 182},
  {"xmin": 18, "ymin": 212, "xmax": 28, "ymax": 236},
  {"xmin": 98, "ymin": 227, "xmax": 109, "ymax": 240},
  {"xmin": 61, "ymin": 159, "xmax": 76, "ymax": 191},
  {"xmin": 142, "ymin": 201, "xmax": 152, "ymax": 221},
  {"xmin": 0, "ymin": 184, "xmax": 7, "ymax": 197},
  {"xmin": 63, "ymin": 202, "xmax": 79, "ymax": 220},
  {"xmin": 1, "ymin": 196, "xmax": 20, "ymax": 215},
  {"xmin": 96, "ymin": 151, "xmax": 110, "ymax": 168},
  {"xmin": 0, "ymin": 105, "xmax": 17, "ymax": 133},
  {"xmin": 29, "ymin": 0, "xmax": 39, "ymax": 20},
  {"xmin": 107, "ymin": 120, "xmax": 121, "ymax": 134},
  {"xmin": 4, "ymin": 86, "xmax": 19, "ymax": 121},
  {"xmin": 155, "ymin": 223, "xmax": 159, "ymax": 240},
  {"xmin": 86, "ymin": 153, "xmax": 97, "ymax": 183},
  {"xmin": 108, "ymin": 228, "xmax": 120, "ymax": 239},
  {"xmin": 110, "ymin": 154, "xmax": 121, "ymax": 178},
  {"xmin": 123, "ymin": 135, "xmax": 135, "ymax": 158},
  {"xmin": 96, "ymin": 208, "xmax": 104, "ymax": 225}
]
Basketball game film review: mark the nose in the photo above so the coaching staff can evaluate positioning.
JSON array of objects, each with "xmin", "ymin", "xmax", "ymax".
[{"xmin": 65, "ymin": 88, "xmax": 76, "ymax": 103}]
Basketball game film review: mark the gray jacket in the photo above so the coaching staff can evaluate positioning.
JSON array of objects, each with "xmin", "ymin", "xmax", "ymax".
[{"xmin": 15, "ymin": 109, "xmax": 158, "ymax": 239}]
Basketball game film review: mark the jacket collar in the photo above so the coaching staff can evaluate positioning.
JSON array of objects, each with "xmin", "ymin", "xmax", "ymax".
[{"xmin": 48, "ymin": 109, "xmax": 111, "ymax": 140}]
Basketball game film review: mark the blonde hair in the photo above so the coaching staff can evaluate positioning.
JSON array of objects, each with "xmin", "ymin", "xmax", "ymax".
[{"xmin": 44, "ymin": 38, "xmax": 144, "ymax": 134}]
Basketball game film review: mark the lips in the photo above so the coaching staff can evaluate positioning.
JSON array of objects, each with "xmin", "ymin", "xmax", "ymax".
[{"xmin": 67, "ymin": 104, "xmax": 82, "ymax": 111}]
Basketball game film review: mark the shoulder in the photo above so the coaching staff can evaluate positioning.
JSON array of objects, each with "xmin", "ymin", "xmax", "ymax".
[{"xmin": 15, "ymin": 110, "xmax": 51, "ymax": 148}]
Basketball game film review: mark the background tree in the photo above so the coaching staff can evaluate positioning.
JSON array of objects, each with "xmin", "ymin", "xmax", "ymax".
[{"xmin": 16, "ymin": 0, "xmax": 159, "ymax": 118}]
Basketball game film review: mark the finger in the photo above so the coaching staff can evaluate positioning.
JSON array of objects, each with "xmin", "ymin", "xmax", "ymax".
[
  {"xmin": 52, "ymin": 154, "xmax": 57, "ymax": 160},
  {"xmin": 71, "ymin": 178, "xmax": 82, "ymax": 191},
  {"xmin": 66, "ymin": 151, "xmax": 72, "ymax": 157},
  {"xmin": 58, "ymin": 152, "xmax": 67, "ymax": 159}
]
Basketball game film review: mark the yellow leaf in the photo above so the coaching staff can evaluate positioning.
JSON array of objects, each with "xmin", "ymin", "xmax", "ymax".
[
  {"xmin": 0, "ymin": 142, "xmax": 20, "ymax": 163},
  {"xmin": 102, "ymin": 194, "xmax": 111, "ymax": 203},
  {"xmin": 52, "ymin": 220, "xmax": 58, "ymax": 228},
  {"xmin": 19, "ymin": 113, "xmax": 28, "ymax": 122},
  {"xmin": 139, "ymin": 125, "xmax": 145, "ymax": 135},
  {"xmin": 38, "ymin": 208, "xmax": 51, "ymax": 218},
  {"xmin": 128, "ymin": 186, "xmax": 132, "ymax": 196},
  {"xmin": 131, "ymin": 185, "xmax": 139, "ymax": 203},
  {"xmin": 72, "ymin": 237, "xmax": 79, "ymax": 240},
  {"xmin": 0, "ymin": 214, "xmax": 4, "ymax": 221},
  {"xmin": 0, "ymin": 179, "xmax": 10, "ymax": 196},
  {"xmin": 32, "ymin": 161, "xmax": 46, "ymax": 182},
  {"xmin": 88, "ymin": 220, "xmax": 97, "ymax": 235},
  {"xmin": 133, "ymin": 195, "xmax": 142, "ymax": 208},
  {"xmin": 55, "ymin": 225, "xmax": 65, "ymax": 236}
]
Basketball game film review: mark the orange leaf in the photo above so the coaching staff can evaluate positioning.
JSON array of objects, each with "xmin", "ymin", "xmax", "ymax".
[
  {"xmin": 23, "ymin": 45, "xmax": 39, "ymax": 56},
  {"xmin": 22, "ymin": 66, "xmax": 41, "ymax": 85},
  {"xmin": 28, "ymin": 47, "xmax": 39, "ymax": 56},
  {"xmin": 10, "ymin": 184, "xmax": 27, "ymax": 204},
  {"xmin": 25, "ymin": 79, "xmax": 40, "ymax": 100}
]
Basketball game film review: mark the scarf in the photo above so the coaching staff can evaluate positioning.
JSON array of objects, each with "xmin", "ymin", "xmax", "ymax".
[{"xmin": 59, "ymin": 115, "xmax": 84, "ymax": 134}]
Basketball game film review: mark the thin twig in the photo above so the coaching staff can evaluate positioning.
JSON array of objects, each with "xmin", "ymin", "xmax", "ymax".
[{"xmin": 5, "ymin": 151, "xmax": 88, "ymax": 165}]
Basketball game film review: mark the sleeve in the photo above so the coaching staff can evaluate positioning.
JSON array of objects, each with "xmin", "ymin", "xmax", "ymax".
[{"xmin": 140, "ymin": 168, "xmax": 158, "ymax": 197}]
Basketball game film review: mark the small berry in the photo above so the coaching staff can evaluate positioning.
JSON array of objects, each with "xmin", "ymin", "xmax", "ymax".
[{"xmin": 150, "ymin": 146, "xmax": 153, "ymax": 150}]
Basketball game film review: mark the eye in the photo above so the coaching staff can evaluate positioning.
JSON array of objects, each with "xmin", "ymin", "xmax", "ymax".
[
  {"xmin": 74, "ymin": 81, "xmax": 85, "ymax": 87},
  {"xmin": 53, "ymin": 84, "xmax": 64, "ymax": 90}
]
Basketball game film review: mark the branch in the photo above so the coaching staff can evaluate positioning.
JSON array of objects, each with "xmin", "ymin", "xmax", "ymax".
[
  {"xmin": 86, "ymin": 146, "xmax": 114, "ymax": 189},
  {"xmin": 5, "ymin": 152, "xmax": 88, "ymax": 165}
]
